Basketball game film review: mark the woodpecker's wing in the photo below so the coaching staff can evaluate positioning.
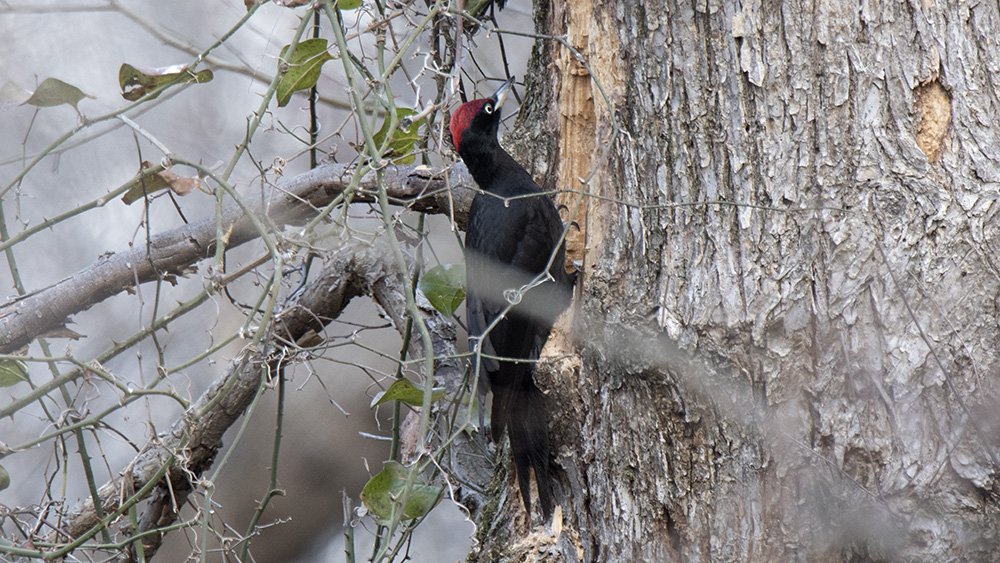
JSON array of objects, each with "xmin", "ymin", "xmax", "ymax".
[
  {"xmin": 465, "ymin": 194, "xmax": 563, "ymax": 334},
  {"xmin": 465, "ymin": 188, "xmax": 569, "ymax": 382},
  {"xmin": 465, "ymin": 278, "xmax": 499, "ymax": 377}
]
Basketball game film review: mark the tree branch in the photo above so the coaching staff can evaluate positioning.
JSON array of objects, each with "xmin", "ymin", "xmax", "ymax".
[
  {"xmin": 0, "ymin": 163, "xmax": 474, "ymax": 354},
  {"xmin": 51, "ymin": 238, "xmax": 411, "ymax": 559}
]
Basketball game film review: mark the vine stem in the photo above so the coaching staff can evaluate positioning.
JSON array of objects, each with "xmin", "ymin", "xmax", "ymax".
[{"xmin": 321, "ymin": 2, "xmax": 445, "ymax": 560}]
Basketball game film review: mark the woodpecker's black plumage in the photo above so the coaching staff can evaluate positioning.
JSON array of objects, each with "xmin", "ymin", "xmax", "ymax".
[{"xmin": 451, "ymin": 78, "xmax": 572, "ymax": 519}]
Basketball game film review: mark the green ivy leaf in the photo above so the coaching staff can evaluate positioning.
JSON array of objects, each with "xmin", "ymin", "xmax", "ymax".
[
  {"xmin": 370, "ymin": 379, "xmax": 446, "ymax": 408},
  {"xmin": 276, "ymin": 38, "xmax": 334, "ymax": 107},
  {"xmin": 418, "ymin": 264, "xmax": 465, "ymax": 316},
  {"xmin": 370, "ymin": 107, "xmax": 425, "ymax": 164},
  {"xmin": 360, "ymin": 461, "xmax": 442, "ymax": 523},
  {"xmin": 0, "ymin": 360, "xmax": 27, "ymax": 387},
  {"xmin": 119, "ymin": 63, "xmax": 213, "ymax": 101},
  {"xmin": 0, "ymin": 465, "xmax": 9, "ymax": 492},
  {"xmin": 24, "ymin": 78, "xmax": 94, "ymax": 110}
]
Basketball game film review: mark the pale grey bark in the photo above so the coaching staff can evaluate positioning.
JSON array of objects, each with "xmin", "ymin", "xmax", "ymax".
[{"xmin": 470, "ymin": 0, "xmax": 1000, "ymax": 560}]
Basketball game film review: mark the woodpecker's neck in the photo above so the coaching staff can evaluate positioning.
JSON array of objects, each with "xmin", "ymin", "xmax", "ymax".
[
  {"xmin": 460, "ymin": 142, "xmax": 537, "ymax": 199},
  {"xmin": 459, "ymin": 140, "xmax": 501, "ymax": 188}
]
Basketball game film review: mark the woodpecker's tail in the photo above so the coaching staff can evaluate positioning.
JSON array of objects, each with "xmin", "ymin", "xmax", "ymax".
[{"xmin": 491, "ymin": 374, "xmax": 553, "ymax": 520}]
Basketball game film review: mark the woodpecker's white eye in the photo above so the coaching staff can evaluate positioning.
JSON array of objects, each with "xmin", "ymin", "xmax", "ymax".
[{"xmin": 484, "ymin": 103, "xmax": 494, "ymax": 114}]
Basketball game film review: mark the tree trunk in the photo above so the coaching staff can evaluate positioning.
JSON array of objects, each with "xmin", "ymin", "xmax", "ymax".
[{"xmin": 473, "ymin": 0, "xmax": 1000, "ymax": 560}]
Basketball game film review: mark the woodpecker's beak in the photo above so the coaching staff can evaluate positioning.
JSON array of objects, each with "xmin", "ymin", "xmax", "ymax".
[{"xmin": 490, "ymin": 76, "xmax": 515, "ymax": 107}]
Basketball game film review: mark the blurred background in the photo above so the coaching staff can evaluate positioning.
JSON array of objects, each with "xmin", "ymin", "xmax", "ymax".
[{"xmin": 0, "ymin": 0, "xmax": 535, "ymax": 560}]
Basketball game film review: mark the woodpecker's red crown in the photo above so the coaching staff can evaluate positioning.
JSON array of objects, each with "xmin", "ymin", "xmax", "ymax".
[
  {"xmin": 449, "ymin": 77, "xmax": 514, "ymax": 153},
  {"xmin": 449, "ymin": 98, "xmax": 491, "ymax": 153}
]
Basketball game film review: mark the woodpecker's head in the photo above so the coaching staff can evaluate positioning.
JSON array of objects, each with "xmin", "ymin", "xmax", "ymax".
[{"xmin": 449, "ymin": 77, "xmax": 514, "ymax": 157}]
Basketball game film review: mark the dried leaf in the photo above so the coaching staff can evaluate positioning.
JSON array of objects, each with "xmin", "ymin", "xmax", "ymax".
[
  {"xmin": 161, "ymin": 170, "xmax": 199, "ymax": 196},
  {"xmin": 119, "ymin": 63, "xmax": 213, "ymax": 101},
  {"xmin": 122, "ymin": 162, "xmax": 201, "ymax": 205}
]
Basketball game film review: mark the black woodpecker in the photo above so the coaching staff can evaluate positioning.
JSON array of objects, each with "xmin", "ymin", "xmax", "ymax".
[{"xmin": 450, "ymin": 77, "xmax": 573, "ymax": 519}]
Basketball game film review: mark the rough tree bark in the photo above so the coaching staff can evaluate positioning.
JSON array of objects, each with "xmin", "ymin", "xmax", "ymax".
[{"xmin": 471, "ymin": 0, "xmax": 1000, "ymax": 560}]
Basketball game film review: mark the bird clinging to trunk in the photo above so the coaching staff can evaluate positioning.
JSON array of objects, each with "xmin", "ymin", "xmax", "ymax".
[{"xmin": 450, "ymin": 77, "xmax": 573, "ymax": 519}]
